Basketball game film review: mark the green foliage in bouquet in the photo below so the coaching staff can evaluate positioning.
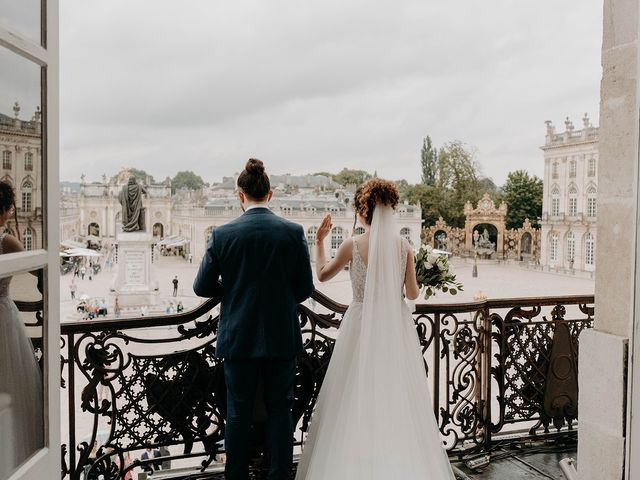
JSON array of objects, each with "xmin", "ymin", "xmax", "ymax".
[{"xmin": 414, "ymin": 245, "xmax": 463, "ymax": 300}]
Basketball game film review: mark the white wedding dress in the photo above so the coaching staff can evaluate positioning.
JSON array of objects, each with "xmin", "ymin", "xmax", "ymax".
[
  {"xmin": 296, "ymin": 207, "xmax": 455, "ymax": 480},
  {"xmin": 0, "ymin": 233, "xmax": 43, "ymax": 470}
]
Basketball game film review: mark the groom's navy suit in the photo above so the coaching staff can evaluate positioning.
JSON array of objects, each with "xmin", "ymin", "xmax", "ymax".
[{"xmin": 193, "ymin": 207, "xmax": 314, "ymax": 480}]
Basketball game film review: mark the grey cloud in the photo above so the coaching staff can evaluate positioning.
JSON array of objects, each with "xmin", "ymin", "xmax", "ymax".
[{"xmin": 60, "ymin": 0, "xmax": 603, "ymax": 186}]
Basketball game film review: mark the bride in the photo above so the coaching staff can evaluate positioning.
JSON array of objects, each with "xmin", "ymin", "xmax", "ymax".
[
  {"xmin": 0, "ymin": 180, "xmax": 43, "ymax": 471},
  {"xmin": 296, "ymin": 179, "xmax": 455, "ymax": 479}
]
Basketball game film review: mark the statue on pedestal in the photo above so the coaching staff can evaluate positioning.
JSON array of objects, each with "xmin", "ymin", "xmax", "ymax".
[{"xmin": 118, "ymin": 176, "xmax": 147, "ymax": 232}]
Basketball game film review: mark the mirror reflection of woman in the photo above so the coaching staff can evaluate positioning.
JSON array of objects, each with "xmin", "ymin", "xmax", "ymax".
[{"xmin": 0, "ymin": 180, "xmax": 43, "ymax": 470}]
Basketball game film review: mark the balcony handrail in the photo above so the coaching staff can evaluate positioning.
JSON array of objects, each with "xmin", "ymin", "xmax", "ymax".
[{"xmin": 55, "ymin": 290, "xmax": 595, "ymax": 479}]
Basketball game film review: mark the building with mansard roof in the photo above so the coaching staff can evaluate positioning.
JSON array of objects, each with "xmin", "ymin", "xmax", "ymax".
[
  {"xmin": 539, "ymin": 113, "xmax": 598, "ymax": 274},
  {"xmin": 61, "ymin": 170, "xmax": 422, "ymax": 263}
]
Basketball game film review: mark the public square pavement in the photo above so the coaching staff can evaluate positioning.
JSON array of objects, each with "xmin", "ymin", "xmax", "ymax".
[{"xmin": 58, "ymin": 256, "xmax": 595, "ymax": 321}]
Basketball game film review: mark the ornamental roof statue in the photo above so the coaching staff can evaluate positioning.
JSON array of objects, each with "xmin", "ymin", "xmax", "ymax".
[{"xmin": 118, "ymin": 176, "xmax": 147, "ymax": 232}]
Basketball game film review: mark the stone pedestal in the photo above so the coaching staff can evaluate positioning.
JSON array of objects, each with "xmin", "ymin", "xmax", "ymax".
[{"xmin": 112, "ymin": 232, "xmax": 158, "ymax": 307}]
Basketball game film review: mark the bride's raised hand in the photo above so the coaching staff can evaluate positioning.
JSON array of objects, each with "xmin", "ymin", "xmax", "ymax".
[{"xmin": 316, "ymin": 214, "xmax": 332, "ymax": 244}]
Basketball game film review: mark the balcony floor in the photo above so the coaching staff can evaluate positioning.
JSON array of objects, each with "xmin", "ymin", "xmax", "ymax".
[
  {"xmin": 153, "ymin": 448, "xmax": 577, "ymax": 480},
  {"xmin": 452, "ymin": 448, "xmax": 576, "ymax": 479}
]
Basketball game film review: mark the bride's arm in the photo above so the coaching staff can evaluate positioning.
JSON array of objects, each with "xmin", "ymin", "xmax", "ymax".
[
  {"xmin": 316, "ymin": 238, "xmax": 352, "ymax": 282},
  {"xmin": 315, "ymin": 214, "xmax": 352, "ymax": 282},
  {"xmin": 403, "ymin": 240, "xmax": 420, "ymax": 300}
]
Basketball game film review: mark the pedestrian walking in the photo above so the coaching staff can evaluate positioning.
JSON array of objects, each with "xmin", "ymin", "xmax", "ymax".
[
  {"xmin": 172, "ymin": 276, "xmax": 178, "ymax": 297},
  {"xmin": 70, "ymin": 281, "xmax": 77, "ymax": 300},
  {"xmin": 114, "ymin": 295, "xmax": 121, "ymax": 318},
  {"xmin": 80, "ymin": 266, "xmax": 86, "ymax": 280}
]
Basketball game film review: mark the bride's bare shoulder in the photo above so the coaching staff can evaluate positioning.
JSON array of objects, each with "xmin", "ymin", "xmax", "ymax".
[{"xmin": 1, "ymin": 233, "xmax": 24, "ymax": 254}]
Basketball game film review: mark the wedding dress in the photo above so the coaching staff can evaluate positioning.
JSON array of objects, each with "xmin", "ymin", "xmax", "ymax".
[
  {"xmin": 296, "ymin": 207, "xmax": 455, "ymax": 479},
  {"xmin": 0, "ymin": 233, "xmax": 43, "ymax": 470}
]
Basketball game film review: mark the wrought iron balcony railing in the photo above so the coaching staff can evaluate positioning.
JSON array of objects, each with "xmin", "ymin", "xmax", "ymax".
[{"xmin": 49, "ymin": 291, "xmax": 594, "ymax": 479}]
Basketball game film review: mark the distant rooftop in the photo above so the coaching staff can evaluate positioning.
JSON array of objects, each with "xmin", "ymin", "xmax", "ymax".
[{"xmin": 543, "ymin": 113, "xmax": 599, "ymax": 149}]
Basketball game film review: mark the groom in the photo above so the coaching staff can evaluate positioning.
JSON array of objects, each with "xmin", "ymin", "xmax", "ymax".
[{"xmin": 193, "ymin": 158, "xmax": 314, "ymax": 480}]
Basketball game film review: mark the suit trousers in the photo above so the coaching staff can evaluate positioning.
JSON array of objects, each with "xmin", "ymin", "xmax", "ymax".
[{"xmin": 224, "ymin": 358, "xmax": 296, "ymax": 480}]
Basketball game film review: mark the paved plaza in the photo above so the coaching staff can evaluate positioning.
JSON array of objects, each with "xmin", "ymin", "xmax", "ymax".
[{"xmin": 58, "ymin": 255, "xmax": 595, "ymax": 321}]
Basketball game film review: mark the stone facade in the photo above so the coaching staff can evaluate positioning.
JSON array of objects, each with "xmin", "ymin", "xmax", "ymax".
[
  {"xmin": 539, "ymin": 115, "xmax": 598, "ymax": 273},
  {"xmin": 171, "ymin": 194, "xmax": 422, "ymax": 264},
  {"xmin": 0, "ymin": 103, "xmax": 43, "ymax": 250},
  {"xmin": 62, "ymin": 174, "xmax": 423, "ymax": 263}
]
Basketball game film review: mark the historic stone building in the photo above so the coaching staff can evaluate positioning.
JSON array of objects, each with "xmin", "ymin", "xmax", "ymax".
[
  {"xmin": 62, "ymin": 172, "xmax": 423, "ymax": 263},
  {"xmin": 539, "ymin": 114, "xmax": 598, "ymax": 273},
  {"xmin": 0, "ymin": 102, "xmax": 43, "ymax": 250}
]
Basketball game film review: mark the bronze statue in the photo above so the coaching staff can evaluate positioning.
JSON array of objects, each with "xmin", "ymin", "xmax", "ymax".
[{"xmin": 118, "ymin": 176, "xmax": 147, "ymax": 232}]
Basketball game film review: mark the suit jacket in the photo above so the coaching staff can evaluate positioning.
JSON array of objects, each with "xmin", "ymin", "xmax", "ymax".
[{"xmin": 193, "ymin": 207, "xmax": 314, "ymax": 359}]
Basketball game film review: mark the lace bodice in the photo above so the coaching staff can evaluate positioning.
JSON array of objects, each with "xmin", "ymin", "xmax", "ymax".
[
  {"xmin": 0, "ymin": 233, "xmax": 11, "ymax": 297},
  {"xmin": 350, "ymin": 236, "xmax": 410, "ymax": 303}
]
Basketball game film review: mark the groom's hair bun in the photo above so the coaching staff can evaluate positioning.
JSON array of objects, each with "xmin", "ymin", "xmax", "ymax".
[
  {"xmin": 237, "ymin": 158, "xmax": 270, "ymax": 200},
  {"xmin": 354, "ymin": 178, "xmax": 399, "ymax": 225},
  {"xmin": 0, "ymin": 180, "xmax": 15, "ymax": 215}
]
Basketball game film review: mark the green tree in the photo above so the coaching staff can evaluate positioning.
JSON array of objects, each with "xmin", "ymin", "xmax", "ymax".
[
  {"xmin": 171, "ymin": 170, "xmax": 206, "ymax": 194},
  {"xmin": 111, "ymin": 168, "xmax": 155, "ymax": 184},
  {"xmin": 404, "ymin": 183, "xmax": 455, "ymax": 226},
  {"xmin": 436, "ymin": 141, "xmax": 483, "ymax": 227},
  {"xmin": 420, "ymin": 136, "xmax": 438, "ymax": 185},
  {"xmin": 332, "ymin": 168, "xmax": 373, "ymax": 186},
  {"xmin": 501, "ymin": 170, "xmax": 543, "ymax": 229}
]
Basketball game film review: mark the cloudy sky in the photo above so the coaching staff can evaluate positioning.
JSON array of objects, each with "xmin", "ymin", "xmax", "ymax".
[{"xmin": 59, "ymin": 1, "xmax": 603, "ymax": 186}]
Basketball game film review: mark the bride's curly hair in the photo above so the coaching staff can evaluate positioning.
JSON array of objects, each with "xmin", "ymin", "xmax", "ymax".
[
  {"xmin": 0, "ymin": 180, "xmax": 15, "ymax": 216},
  {"xmin": 353, "ymin": 178, "xmax": 399, "ymax": 226}
]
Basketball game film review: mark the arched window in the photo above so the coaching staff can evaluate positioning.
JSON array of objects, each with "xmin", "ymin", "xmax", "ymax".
[
  {"xmin": 585, "ymin": 232, "xmax": 595, "ymax": 266},
  {"xmin": 88, "ymin": 222, "xmax": 100, "ymax": 237},
  {"xmin": 23, "ymin": 227, "xmax": 33, "ymax": 251},
  {"xmin": 153, "ymin": 223, "xmax": 164, "ymax": 238},
  {"xmin": 587, "ymin": 185, "xmax": 597, "ymax": 217},
  {"xmin": 551, "ymin": 186, "xmax": 560, "ymax": 217},
  {"xmin": 552, "ymin": 161, "xmax": 559, "ymax": 179},
  {"xmin": 588, "ymin": 157, "xmax": 597, "ymax": 177},
  {"xmin": 2, "ymin": 151, "xmax": 12, "ymax": 170},
  {"xmin": 400, "ymin": 227, "xmax": 412, "ymax": 243},
  {"xmin": 568, "ymin": 185, "xmax": 578, "ymax": 216},
  {"xmin": 331, "ymin": 226, "xmax": 344, "ymax": 256},
  {"xmin": 569, "ymin": 160, "xmax": 577, "ymax": 177},
  {"xmin": 21, "ymin": 180, "xmax": 33, "ymax": 212},
  {"xmin": 566, "ymin": 232, "xmax": 575, "ymax": 263},
  {"xmin": 24, "ymin": 152, "xmax": 33, "ymax": 171},
  {"xmin": 306, "ymin": 226, "xmax": 318, "ymax": 247},
  {"xmin": 550, "ymin": 233, "xmax": 559, "ymax": 262},
  {"xmin": 354, "ymin": 226, "xmax": 365, "ymax": 235}
]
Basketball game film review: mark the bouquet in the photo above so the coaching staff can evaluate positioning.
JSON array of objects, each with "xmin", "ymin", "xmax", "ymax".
[{"xmin": 414, "ymin": 245, "xmax": 463, "ymax": 300}]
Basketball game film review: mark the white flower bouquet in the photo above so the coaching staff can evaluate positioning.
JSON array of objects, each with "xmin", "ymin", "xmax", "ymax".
[{"xmin": 414, "ymin": 245, "xmax": 463, "ymax": 300}]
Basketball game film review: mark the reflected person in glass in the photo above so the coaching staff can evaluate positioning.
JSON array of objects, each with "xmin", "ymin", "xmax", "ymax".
[{"xmin": 0, "ymin": 180, "xmax": 43, "ymax": 472}]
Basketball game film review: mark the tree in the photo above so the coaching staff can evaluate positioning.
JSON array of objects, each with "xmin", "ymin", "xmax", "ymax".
[
  {"xmin": 420, "ymin": 136, "xmax": 438, "ymax": 185},
  {"xmin": 331, "ymin": 168, "xmax": 373, "ymax": 186},
  {"xmin": 111, "ymin": 168, "xmax": 155, "ymax": 184},
  {"xmin": 404, "ymin": 183, "xmax": 455, "ymax": 226},
  {"xmin": 171, "ymin": 171, "xmax": 206, "ymax": 194},
  {"xmin": 435, "ymin": 141, "xmax": 483, "ymax": 227},
  {"xmin": 501, "ymin": 170, "xmax": 543, "ymax": 229}
]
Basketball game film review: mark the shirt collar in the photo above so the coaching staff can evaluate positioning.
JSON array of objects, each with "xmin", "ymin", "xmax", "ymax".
[{"xmin": 245, "ymin": 204, "xmax": 270, "ymax": 212}]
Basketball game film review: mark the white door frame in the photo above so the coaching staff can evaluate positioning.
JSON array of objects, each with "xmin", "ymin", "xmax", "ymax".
[{"xmin": 0, "ymin": 1, "xmax": 60, "ymax": 479}]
